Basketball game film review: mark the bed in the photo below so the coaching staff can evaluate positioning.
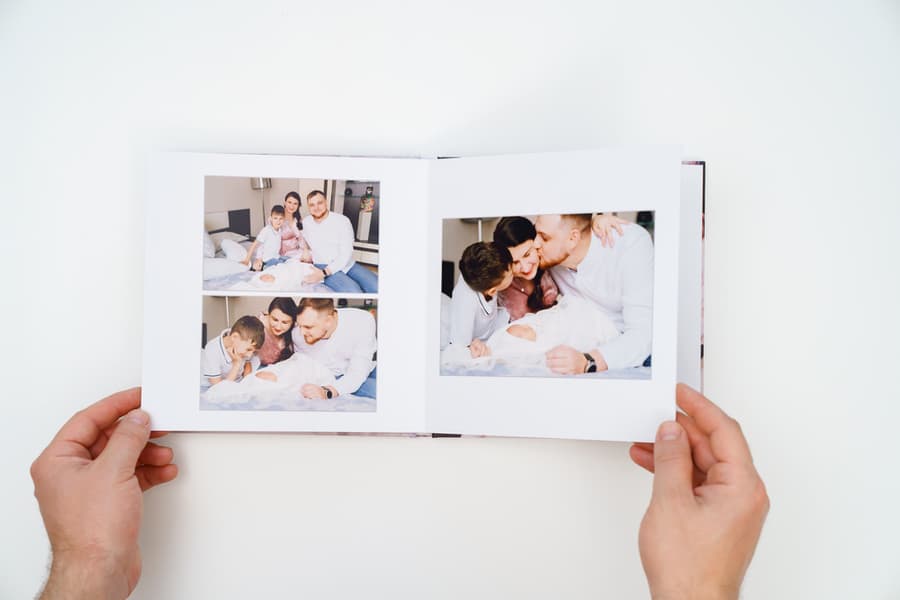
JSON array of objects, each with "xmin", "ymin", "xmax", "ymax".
[
  {"xmin": 199, "ymin": 386, "xmax": 376, "ymax": 412},
  {"xmin": 202, "ymin": 209, "xmax": 331, "ymax": 293}
]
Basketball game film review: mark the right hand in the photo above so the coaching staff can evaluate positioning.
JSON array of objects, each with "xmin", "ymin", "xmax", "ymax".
[
  {"xmin": 630, "ymin": 384, "xmax": 769, "ymax": 600},
  {"xmin": 469, "ymin": 338, "xmax": 490, "ymax": 358}
]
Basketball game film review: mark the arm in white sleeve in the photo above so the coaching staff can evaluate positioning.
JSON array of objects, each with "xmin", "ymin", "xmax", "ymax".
[
  {"xmin": 596, "ymin": 228, "xmax": 654, "ymax": 369},
  {"xmin": 333, "ymin": 313, "xmax": 377, "ymax": 396},
  {"xmin": 447, "ymin": 283, "xmax": 478, "ymax": 349},
  {"xmin": 327, "ymin": 217, "xmax": 355, "ymax": 274}
]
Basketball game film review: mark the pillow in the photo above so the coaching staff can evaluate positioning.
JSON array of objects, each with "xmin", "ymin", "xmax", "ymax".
[
  {"xmin": 210, "ymin": 231, "xmax": 251, "ymax": 248},
  {"xmin": 202, "ymin": 230, "xmax": 216, "ymax": 258},
  {"xmin": 220, "ymin": 238, "xmax": 250, "ymax": 262},
  {"xmin": 203, "ymin": 257, "xmax": 249, "ymax": 280}
]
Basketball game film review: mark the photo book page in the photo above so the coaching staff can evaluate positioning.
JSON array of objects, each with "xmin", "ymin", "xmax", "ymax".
[{"xmin": 142, "ymin": 148, "xmax": 701, "ymax": 442}]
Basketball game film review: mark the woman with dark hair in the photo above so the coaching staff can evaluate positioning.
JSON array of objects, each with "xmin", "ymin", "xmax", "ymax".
[
  {"xmin": 492, "ymin": 217, "xmax": 556, "ymax": 322},
  {"xmin": 256, "ymin": 297, "xmax": 299, "ymax": 366},
  {"xmin": 492, "ymin": 215, "xmax": 626, "ymax": 321},
  {"xmin": 280, "ymin": 192, "xmax": 312, "ymax": 262}
]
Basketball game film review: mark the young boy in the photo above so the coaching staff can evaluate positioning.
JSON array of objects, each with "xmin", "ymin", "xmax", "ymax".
[
  {"xmin": 242, "ymin": 205, "xmax": 288, "ymax": 271},
  {"xmin": 445, "ymin": 241, "xmax": 514, "ymax": 359},
  {"xmin": 200, "ymin": 315, "xmax": 266, "ymax": 391}
]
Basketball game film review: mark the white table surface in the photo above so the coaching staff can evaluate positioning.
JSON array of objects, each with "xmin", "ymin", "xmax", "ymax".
[{"xmin": 2, "ymin": 1, "xmax": 898, "ymax": 598}]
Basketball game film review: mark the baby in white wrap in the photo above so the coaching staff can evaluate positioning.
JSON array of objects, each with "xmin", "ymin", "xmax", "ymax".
[
  {"xmin": 203, "ymin": 351, "xmax": 336, "ymax": 404},
  {"xmin": 250, "ymin": 260, "xmax": 320, "ymax": 289},
  {"xmin": 444, "ymin": 295, "xmax": 620, "ymax": 372}
]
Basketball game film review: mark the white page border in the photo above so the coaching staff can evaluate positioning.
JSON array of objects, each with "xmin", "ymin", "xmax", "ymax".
[
  {"xmin": 143, "ymin": 153, "xmax": 428, "ymax": 432},
  {"xmin": 426, "ymin": 148, "xmax": 681, "ymax": 442}
]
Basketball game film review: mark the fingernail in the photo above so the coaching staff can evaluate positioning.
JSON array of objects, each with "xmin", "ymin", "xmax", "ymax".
[
  {"xmin": 658, "ymin": 421, "xmax": 681, "ymax": 441},
  {"xmin": 126, "ymin": 410, "xmax": 149, "ymax": 426}
]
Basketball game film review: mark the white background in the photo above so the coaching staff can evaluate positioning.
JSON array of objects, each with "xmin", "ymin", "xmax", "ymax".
[{"xmin": 2, "ymin": 2, "xmax": 898, "ymax": 598}]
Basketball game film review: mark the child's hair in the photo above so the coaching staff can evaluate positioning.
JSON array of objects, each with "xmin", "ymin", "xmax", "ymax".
[
  {"xmin": 230, "ymin": 315, "xmax": 265, "ymax": 349},
  {"xmin": 493, "ymin": 216, "xmax": 547, "ymax": 313},
  {"xmin": 268, "ymin": 297, "xmax": 298, "ymax": 363},
  {"xmin": 270, "ymin": 204, "xmax": 285, "ymax": 217},
  {"xmin": 458, "ymin": 241, "xmax": 512, "ymax": 293},
  {"xmin": 297, "ymin": 297, "xmax": 336, "ymax": 314}
]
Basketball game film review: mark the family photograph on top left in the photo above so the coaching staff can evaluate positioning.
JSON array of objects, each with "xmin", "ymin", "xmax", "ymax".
[{"xmin": 202, "ymin": 176, "xmax": 380, "ymax": 294}]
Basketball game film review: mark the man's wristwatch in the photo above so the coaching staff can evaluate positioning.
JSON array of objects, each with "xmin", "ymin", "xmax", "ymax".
[
  {"xmin": 322, "ymin": 386, "xmax": 333, "ymax": 399},
  {"xmin": 321, "ymin": 267, "xmax": 328, "ymax": 278},
  {"xmin": 583, "ymin": 353, "xmax": 597, "ymax": 373}
]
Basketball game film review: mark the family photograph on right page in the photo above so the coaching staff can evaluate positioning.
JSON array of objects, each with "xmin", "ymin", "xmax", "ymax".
[{"xmin": 426, "ymin": 148, "xmax": 696, "ymax": 442}]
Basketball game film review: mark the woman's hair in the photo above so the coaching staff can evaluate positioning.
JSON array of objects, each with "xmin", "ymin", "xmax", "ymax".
[
  {"xmin": 283, "ymin": 191, "xmax": 303, "ymax": 229},
  {"xmin": 492, "ymin": 216, "xmax": 548, "ymax": 313},
  {"xmin": 267, "ymin": 297, "xmax": 298, "ymax": 363},
  {"xmin": 492, "ymin": 216, "xmax": 536, "ymax": 248}
]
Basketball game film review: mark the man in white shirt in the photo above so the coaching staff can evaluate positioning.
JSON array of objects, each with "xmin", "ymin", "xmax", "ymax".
[
  {"xmin": 292, "ymin": 297, "xmax": 377, "ymax": 398},
  {"xmin": 301, "ymin": 190, "xmax": 379, "ymax": 293},
  {"xmin": 533, "ymin": 213, "xmax": 653, "ymax": 374}
]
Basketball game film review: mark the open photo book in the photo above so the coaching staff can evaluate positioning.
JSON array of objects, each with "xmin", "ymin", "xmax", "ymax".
[{"xmin": 142, "ymin": 148, "xmax": 704, "ymax": 442}]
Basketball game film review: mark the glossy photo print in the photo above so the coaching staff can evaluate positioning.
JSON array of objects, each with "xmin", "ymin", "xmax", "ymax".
[{"xmin": 439, "ymin": 212, "xmax": 655, "ymax": 380}]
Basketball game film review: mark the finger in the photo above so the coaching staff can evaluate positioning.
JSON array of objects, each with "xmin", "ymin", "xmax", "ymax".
[
  {"xmin": 629, "ymin": 444, "xmax": 655, "ymax": 473},
  {"xmin": 96, "ymin": 409, "xmax": 151, "ymax": 478},
  {"xmin": 137, "ymin": 442, "xmax": 174, "ymax": 467},
  {"xmin": 50, "ymin": 388, "xmax": 142, "ymax": 454},
  {"xmin": 136, "ymin": 464, "xmax": 179, "ymax": 492},
  {"xmin": 676, "ymin": 384, "xmax": 753, "ymax": 466},
  {"xmin": 150, "ymin": 431, "xmax": 170, "ymax": 439},
  {"xmin": 650, "ymin": 421, "xmax": 695, "ymax": 505},
  {"xmin": 676, "ymin": 411, "xmax": 717, "ymax": 473}
]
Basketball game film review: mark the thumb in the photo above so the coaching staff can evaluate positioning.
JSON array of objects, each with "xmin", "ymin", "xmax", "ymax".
[
  {"xmin": 98, "ymin": 409, "xmax": 151, "ymax": 476},
  {"xmin": 650, "ymin": 421, "xmax": 695, "ymax": 504}
]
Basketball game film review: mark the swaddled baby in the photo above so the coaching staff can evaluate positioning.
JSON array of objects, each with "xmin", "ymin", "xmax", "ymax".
[
  {"xmin": 203, "ymin": 351, "xmax": 335, "ymax": 404},
  {"xmin": 481, "ymin": 295, "xmax": 620, "ymax": 369},
  {"xmin": 250, "ymin": 259, "xmax": 320, "ymax": 289}
]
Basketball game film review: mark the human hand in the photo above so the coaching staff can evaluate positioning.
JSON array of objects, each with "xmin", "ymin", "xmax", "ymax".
[
  {"xmin": 255, "ymin": 371, "xmax": 277, "ymax": 382},
  {"xmin": 31, "ymin": 388, "xmax": 178, "ymax": 600},
  {"xmin": 469, "ymin": 338, "xmax": 490, "ymax": 358},
  {"xmin": 303, "ymin": 268, "xmax": 325, "ymax": 285},
  {"xmin": 630, "ymin": 384, "xmax": 769, "ymax": 600},
  {"xmin": 591, "ymin": 213, "xmax": 627, "ymax": 248},
  {"xmin": 252, "ymin": 259, "xmax": 263, "ymax": 271},
  {"xmin": 301, "ymin": 383, "xmax": 327, "ymax": 399},
  {"xmin": 545, "ymin": 345, "xmax": 606, "ymax": 374}
]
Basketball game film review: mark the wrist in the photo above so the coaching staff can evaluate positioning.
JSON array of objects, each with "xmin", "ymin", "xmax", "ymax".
[
  {"xmin": 651, "ymin": 582, "xmax": 739, "ymax": 600},
  {"xmin": 43, "ymin": 551, "xmax": 128, "ymax": 600}
]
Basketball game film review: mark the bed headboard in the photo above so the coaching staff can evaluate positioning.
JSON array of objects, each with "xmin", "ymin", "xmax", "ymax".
[{"xmin": 205, "ymin": 208, "xmax": 252, "ymax": 237}]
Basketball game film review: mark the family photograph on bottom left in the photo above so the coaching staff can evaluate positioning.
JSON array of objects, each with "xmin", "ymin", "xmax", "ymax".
[{"xmin": 200, "ymin": 295, "xmax": 377, "ymax": 412}]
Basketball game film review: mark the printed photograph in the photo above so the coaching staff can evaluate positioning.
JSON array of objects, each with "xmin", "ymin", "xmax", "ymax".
[
  {"xmin": 439, "ymin": 212, "xmax": 655, "ymax": 379},
  {"xmin": 200, "ymin": 295, "xmax": 377, "ymax": 411},
  {"xmin": 202, "ymin": 176, "xmax": 380, "ymax": 293}
]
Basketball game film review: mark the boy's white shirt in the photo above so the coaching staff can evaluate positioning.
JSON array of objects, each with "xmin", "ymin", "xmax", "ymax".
[
  {"xmin": 200, "ymin": 328, "xmax": 261, "ymax": 390},
  {"xmin": 443, "ymin": 274, "xmax": 509, "ymax": 359},
  {"xmin": 254, "ymin": 224, "xmax": 282, "ymax": 262}
]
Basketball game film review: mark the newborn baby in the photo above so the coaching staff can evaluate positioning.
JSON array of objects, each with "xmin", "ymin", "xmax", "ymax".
[
  {"xmin": 478, "ymin": 295, "xmax": 620, "ymax": 370},
  {"xmin": 203, "ymin": 351, "xmax": 335, "ymax": 404},
  {"xmin": 251, "ymin": 259, "xmax": 319, "ymax": 289}
]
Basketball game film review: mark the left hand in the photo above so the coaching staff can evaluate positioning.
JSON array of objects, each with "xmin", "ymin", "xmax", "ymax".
[
  {"xmin": 591, "ymin": 214, "xmax": 628, "ymax": 248},
  {"xmin": 301, "ymin": 384, "xmax": 336, "ymax": 399},
  {"xmin": 303, "ymin": 268, "xmax": 326, "ymax": 285},
  {"xmin": 545, "ymin": 345, "xmax": 587, "ymax": 374},
  {"xmin": 31, "ymin": 388, "xmax": 178, "ymax": 599}
]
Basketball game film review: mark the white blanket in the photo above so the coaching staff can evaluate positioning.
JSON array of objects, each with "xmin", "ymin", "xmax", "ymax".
[
  {"xmin": 441, "ymin": 295, "xmax": 620, "ymax": 372},
  {"xmin": 203, "ymin": 352, "xmax": 336, "ymax": 405}
]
